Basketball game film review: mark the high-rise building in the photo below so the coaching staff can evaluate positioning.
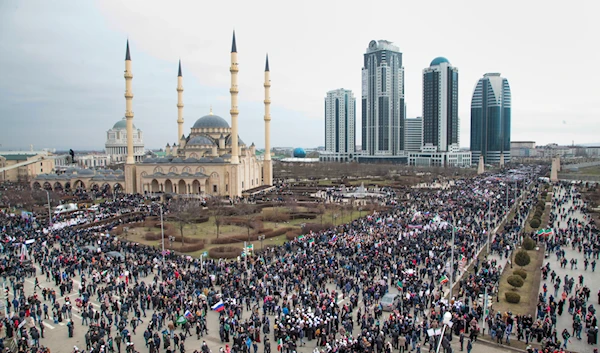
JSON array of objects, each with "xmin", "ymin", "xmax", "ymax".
[
  {"xmin": 405, "ymin": 117, "xmax": 422, "ymax": 152},
  {"xmin": 361, "ymin": 40, "xmax": 405, "ymax": 159},
  {"xmin": 422, "ymin": 57, "xmax": 459, "ymax": 153},
  {"xmin": 321, "ymin": 89, "xmax": 356, "ymax": 162},
  {"xmin": 470, "ymin": 73, "xmax": 512, "ymax": 165}
]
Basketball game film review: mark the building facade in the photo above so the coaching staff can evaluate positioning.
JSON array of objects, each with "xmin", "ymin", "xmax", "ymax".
[
  {"xmin": 105, "ymin": 118, "xmax": 145, "ymax": 164},
  {"xmin": 422, "ymin": 57, "xmax": 459, "ymax": 153},
  {"xmin": 404, "ymin": 117, "xmax": 423, "ymax": 152},
  {"xmin": 0, "ymin": 151, "xmax": 55, "ymax": 182},
  {"xmin": 323, "ymin": 88, "xmax": 356, "ymax": 162},
  {"xmin": 32, "ymin": 32, "xmax": 273, "ymax": 197},
  {"xmin": 361, "ymin": 40, "xmax": 405, "ymax": 158},
  {"xmin": 470, "ymin": 73, "xmax": 512, "ymax": 165}
]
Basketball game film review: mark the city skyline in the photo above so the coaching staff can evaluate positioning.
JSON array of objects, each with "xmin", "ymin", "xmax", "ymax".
[{"xmin": 0, "ymin": 0, "xmax": 598, "ymax": 151}]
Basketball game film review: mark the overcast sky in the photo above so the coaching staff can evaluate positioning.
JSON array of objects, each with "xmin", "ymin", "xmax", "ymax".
[{"xmin": 1, "ymin": 0, "xmax": 598, "ymax": 152}]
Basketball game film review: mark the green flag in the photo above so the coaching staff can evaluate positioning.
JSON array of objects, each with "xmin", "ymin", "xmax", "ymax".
[{"xmin": 176, "ymin": 315, "xmax": 187, "ymax": 325}]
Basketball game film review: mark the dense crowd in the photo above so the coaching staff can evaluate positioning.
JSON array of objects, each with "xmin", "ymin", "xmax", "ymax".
[{"xmin": 0, "ymin": 167, "xmax": 571, "ymax": 353}]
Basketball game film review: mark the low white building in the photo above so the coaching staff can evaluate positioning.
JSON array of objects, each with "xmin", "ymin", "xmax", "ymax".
[
  {"xmin": 407, "ymin": 150, "xmax": 472, "ymax": 168},
  {"xmin": 105, "ymin": 118, "xmax": 145, "ymax": 163}
]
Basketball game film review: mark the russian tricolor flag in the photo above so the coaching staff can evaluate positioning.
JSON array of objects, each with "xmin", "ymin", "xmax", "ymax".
[
  {"xmin": 211, "ymin": 300, "xmax": 225, "ymax": 312},
  {"xmin": 184, "ymin": 310, "xmax": 193, "ymax": 319}
]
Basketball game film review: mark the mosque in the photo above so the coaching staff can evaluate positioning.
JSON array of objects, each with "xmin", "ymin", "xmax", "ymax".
[{"xmin": 32, "ymin": 32, "xmax": 273, "ymax": 198}]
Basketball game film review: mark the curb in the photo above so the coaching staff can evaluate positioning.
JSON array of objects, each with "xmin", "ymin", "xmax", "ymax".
[{"xmin": 475, "ymin": 337, "xmax": 528, "ymax": 353}]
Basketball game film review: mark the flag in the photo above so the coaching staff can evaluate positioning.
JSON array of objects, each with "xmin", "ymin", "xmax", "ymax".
[
  {"xmin": 277, "ymin": 338, "xmax": 283, "ymax": 351},
  {"xmin": 184, "ymin": 310, "xmax": 193, "ymax": 319},
  {"xmin": 297, "ymin": 235, "xmax": 305, "ymax": 241},
  {"xmin": 396, "ymin": 280, "xmax": 403, "ymax": 289},
  {"xmin": 329, "ymin": 234, "xmax": 337, "ymax": 243},
  {"xmin": 176, "ymin": 315, "xmax": 187, "ymax": 324},
  {"xmin": 439, "ymin": 275, "xmax": 449, "ymax": 285},
  {"xmin": 211, "ymin": 300, "xmax": 225, "ymax": 312},
  {"xmin": 308, "ymin": 238, "xmax": 315, "ymax": 246},
  {"xmin": 101, "ymin": 270, "xmax": 109, "ymax": 276}
]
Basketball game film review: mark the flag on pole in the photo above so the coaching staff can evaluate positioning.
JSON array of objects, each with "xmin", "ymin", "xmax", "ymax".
[
  {"xmin": 297, "ymin": 235, "xmax": 305, "ymax": 241},
  {"xmin": 329, "ymin": 234, "xmax": 337, "ymax": 244},
  {"xmin": 211, "ymin": 300, "xmax": 225, "ymax": 312},
  {"xmin": 277, "ymin": 338, "xmax": 283, "ymax": 351},
  {"xmin": 439, "ymin": 275, "xmax": 449, "ymax": 285}
]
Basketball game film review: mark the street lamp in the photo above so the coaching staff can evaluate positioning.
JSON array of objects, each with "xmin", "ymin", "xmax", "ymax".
[
  {"xmin": 45, "ymin": 190, "xmax": 52, "ymax": 226},
  {"xmin": 436, "ymin": 312, "xmax": 453, "ymax": 353},
  {"xmin": 258, "ymin": 234, "xmax": 265, "ymax": 252},
  {"xmin": 160, "ymin": 204, "xmax": 165, "ymax": 262}
]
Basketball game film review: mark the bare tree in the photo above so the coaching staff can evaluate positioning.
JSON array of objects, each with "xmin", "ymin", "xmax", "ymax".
[
  {"xmin": 236, "ymin": 202, "xmax": 260, "ymax": 241},
  {"xmin": 207, "ymin": 196, "xmax": 228, "ymax": 238},
  {"xmin": 169, "ymin": 198, "xmax": 204, "ymax": 246}
]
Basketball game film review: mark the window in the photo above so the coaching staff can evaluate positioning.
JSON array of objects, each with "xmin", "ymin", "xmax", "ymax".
[
  {"xmin": 226, "ymin": 184, "xmax": 228, "ymax": 192},
  {"xmin": 213, "ymin": 185, "xmax": 217, "ymax": 193}
]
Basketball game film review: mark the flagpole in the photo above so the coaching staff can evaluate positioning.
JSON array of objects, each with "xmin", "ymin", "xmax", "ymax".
[
  {"xmin": 449, "ymin": 222, "xmax": 455, "ymax": 302},
  {"xmin": 160, "ymin": 204, "xmax": 165, "ymax": 262}
]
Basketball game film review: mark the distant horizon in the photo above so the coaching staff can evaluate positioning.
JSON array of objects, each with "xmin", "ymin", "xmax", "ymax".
[{"xmin": 1, "ymin": 1, "xmax": 598, "ymax": 150}]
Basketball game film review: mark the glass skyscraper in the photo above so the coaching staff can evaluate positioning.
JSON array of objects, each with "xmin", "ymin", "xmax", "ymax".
[
  {"xmin": 422, "ymin": 57, "xmax": 459, "ymax": 152},
  {"xmin": 470, "ymin": 73, "xmax": 512, "ymax": 164},
  {"xmin": 361, "ymin": 40, "xmax": 405, "ymax": 156}
]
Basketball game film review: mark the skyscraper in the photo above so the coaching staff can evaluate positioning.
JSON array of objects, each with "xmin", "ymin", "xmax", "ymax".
[
  {"xmin": 404, "ymin": 117, "xmax": 422, "ymax": 152},
  {"xmin": 361, "ymin": 40, "xmax": 405, "ymax": 158},
  {"xmin": 470, "ymin": 73, "xmax": 512, "ymax": 165},
  {"xmin": 323, "ymin": 89, "xmax": 356, "ymax": 162},
  {"xmin": 422, "ymin": 57, "xmax": 459, "ymax": 152}
]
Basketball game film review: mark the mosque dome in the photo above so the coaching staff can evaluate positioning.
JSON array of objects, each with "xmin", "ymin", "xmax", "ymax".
[
  {"xmin": 293, "ymin": 148, "xmax": 306, "ymax": 158},
  {"xmin": 113, "ymin": 118, "xmax": 136, "ymax": 130},
  {"xmin": 192, "ymin": 113, "xmax": 230, "ymax": 129},
  {"xmin": 188, "ymin": 135, "xmax": 216, "ymax": 146},
  {"xmin": 430, "ymin": 57, "xmax": 450, "ymax": 66}
]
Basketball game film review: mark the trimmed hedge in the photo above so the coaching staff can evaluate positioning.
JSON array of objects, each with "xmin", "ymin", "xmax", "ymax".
[
  {"xmin": 505, "ymin": 292, "xmax": 521, "ymax": 304},
  {"xmin": 523, "ymin": 237, "xmax": 536, "ymax": 250},
  {"xmin": 515, "ymin": 250, "xmax": 531, "ymax": 267},
  {"xmin": 529, "ymin": 218, "xmax": 541, "ymax": 229},
  {"xmin": 261, "ymin": 212, "xmax": 291, "ymax": 222},
  {"xmin": 507, "ymin": 275, "xmax": 524, "ymax": 289},
  {"xmin": 209, "ymin": 246, "xmax": 242, "ymax": 259},
  {"xmin": 513, "ymin": 269, "xmax": 527, "ymax": 280},
  {"xmin": 210, "ymin": 227, "xmax": 293, "ymax": 244}
]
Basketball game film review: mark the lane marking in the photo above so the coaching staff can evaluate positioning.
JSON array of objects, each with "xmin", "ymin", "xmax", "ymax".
[{"xmin": 42, "ymin": 322, "xmax": 55, "ymax": 329}]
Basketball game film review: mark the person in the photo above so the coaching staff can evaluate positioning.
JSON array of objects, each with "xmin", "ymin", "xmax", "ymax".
[
  {"xmin": 459, "ymin": 331, "xmax": 464, "ymax": 351},
  {"xmin": 466, "ymin": 339, "xmax": 472, "ymax": 353}
]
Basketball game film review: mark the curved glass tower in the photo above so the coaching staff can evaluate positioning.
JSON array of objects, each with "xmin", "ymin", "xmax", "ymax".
[{"xmin": 470, "ymin": 73, "xmax": 511, "ymax": 164}]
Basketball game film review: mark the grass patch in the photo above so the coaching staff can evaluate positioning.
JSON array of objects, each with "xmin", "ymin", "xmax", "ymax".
[{"xmin": 494, "ymin": 246, "xmax": 544, "ymax": 317}]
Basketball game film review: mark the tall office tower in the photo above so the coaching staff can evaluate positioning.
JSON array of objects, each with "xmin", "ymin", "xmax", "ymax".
[
  {"xmin": 361, "ymin": 40, "xmax": 405, "ymax": 156},
  {"xmin": 422, "ymin": 57, "xmax": 459, "ymax": 152},
  {"xmin": 470, "ymin": 73, "xmax": 512, "ymax": 164},
  {"xmin": 324, "ymin": 89, "xmax": 356, "ymax": 162},
  {"xmin": 405, "ymin": 117, "xmax": 423, "ymax": 152}
]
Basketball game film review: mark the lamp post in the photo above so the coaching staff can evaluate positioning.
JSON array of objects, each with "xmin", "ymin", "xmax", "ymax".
[
  {"xmin": 160, "ymin": 204, "xmax": 165, "ymax": 262},
  {"xmin": 258, "ymin": 234, "xmax": 265, "ymax": 252},
  {"xmin": 45, "ymin": 190, "xmax": 52, "ymax": 226},
  {"xmin": 448, "ymin": 221, "xmax": 456, "ymax": 302},
  {"xmin": 486, "ymin": 199, "xmax": 491, "ymax": 254},
  {"xmin": 436, "ymin": 312, "xmax": 453, "ymax": 353}
]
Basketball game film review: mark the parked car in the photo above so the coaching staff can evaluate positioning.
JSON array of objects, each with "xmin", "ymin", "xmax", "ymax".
[{"xmin": 380, "ymin": 293, "xmax": 399, "ymax": 311}]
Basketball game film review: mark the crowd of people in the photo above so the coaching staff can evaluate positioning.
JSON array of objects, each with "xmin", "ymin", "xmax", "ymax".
[{"xmin": 4, "ymin": 166, "xmax": 592, "ymax": 353}]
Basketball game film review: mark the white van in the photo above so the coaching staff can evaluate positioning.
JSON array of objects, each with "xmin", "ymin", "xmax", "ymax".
[{"xmin": 54, "ymin": 203, "xmax": 78, "ymax": 215}]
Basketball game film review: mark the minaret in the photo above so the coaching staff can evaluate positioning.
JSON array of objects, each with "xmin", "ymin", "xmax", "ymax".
[
  {"xmin": 125, "ymin": 40, "xmax": 135, "ymax": 165},
  {"xmin": 177, "ymin": 60, "xmax": 184, "ymax": 143},
  {"xmin": 263, "ymin": 54, "xmax": 273, "ymax": 185},
  {"xmin": 229, "ymin": 31, "xmax": 240, "ymax": 164}
]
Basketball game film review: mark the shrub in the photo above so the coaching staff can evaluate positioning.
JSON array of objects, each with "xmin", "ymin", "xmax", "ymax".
[
  {"xmin": 261, "ymin": 212, "xmax": 291, "ymax": 222},
  {"xmin": 505, "ymin": 292, "xmax": 521, "ymax": 303},
  {"xmin": 541, "ymin": 191, "xmax": 548, "ymax": 199},
  {"xmin": 513, "ymin": 269, "xmax": 527, "ymax": 280},
  {"xmin": 529, "ymin": 218, "xmax": 541, "ymax": 229},
  {"xmin": 534, "ymin": 209, "xmax": 543, "ymax": 218},
  {"xmin": 515, "ymin": 250, "xmax": 531, "ymax": 267},
  {"xmin": 302, "ymin": 223, "xmax": 333, "ymax": 234},
  {"xmin": 177, "ymin": 243, "xmax": 205, "ymax": 252},
  {"xmin": 523, "ymin": 237, "xmax": 536, "ymax": 250},
  {"xmin": 209, "ymin": 246, "xmax": 242, "ymax": 259},
  {"xmin": 507, "ymin": 275, "xmax": 524, "ymax": 289}
]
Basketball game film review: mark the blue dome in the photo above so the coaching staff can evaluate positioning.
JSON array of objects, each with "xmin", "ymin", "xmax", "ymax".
[
  {"xmin": 430, "ymin": 57, "xmax": 450, "ymax": 66},
  {"xmin": 192, "ymin": 114, "xmax": 230, "ymax": 129},
  {"xmin": 293, "ymin": 148, "xmax": 306, "ymax": 158},
  {"xmin": 113, "ymin": 118, "xmax": 136, "ymax": 130}
]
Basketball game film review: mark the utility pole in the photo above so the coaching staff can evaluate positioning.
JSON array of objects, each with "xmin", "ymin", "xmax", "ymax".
[
  {"xmin": 160, "ymin": 204, "xmax": 165, "ymax": 262},
  {"xmin": 45, "ymin": 190, "xmax": 52, "ymax": 226}
]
